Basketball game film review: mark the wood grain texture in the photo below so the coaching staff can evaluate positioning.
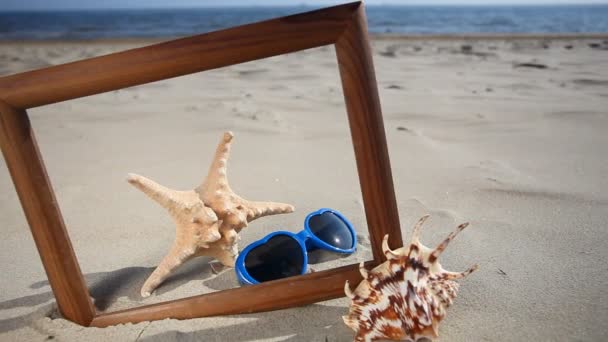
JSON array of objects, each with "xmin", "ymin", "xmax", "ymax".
[
  {"xmin": 0, "ymin": 101, "xmax": 95, "ymax": 326},
  {"xmin": 335, "ymin": 6, "xmax": 404, "ymax": 261},
  {"xmin": 90, "ymin": 262, "xmax": 373, "ymax": 327},
  {"xmin": 0, "ymin": 2, "xmax": 360, "ymax": 109},
  {"xmin": 0, "ymin": 1, "xmax": 403, "ymax": 327}
]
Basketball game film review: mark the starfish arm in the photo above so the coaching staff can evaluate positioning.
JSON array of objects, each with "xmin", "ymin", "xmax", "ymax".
[
  {"xmin": 127, "ymin": 173, "xmax": 181, "ymax": 212},
  {"xmin": 200, "ymin": 131, "xmax": 234, "ymax": 194},
  {"xmin": 242, "ymin": 200, "xmax": 295, "ymax": 222},
  {"xmin": 140, "ymin": 243, "xmax": 195, "ymax": 297}
]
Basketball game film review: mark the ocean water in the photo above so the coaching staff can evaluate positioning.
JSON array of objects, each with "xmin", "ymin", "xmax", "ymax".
[{"xmin": 1, "ymin": 5, "xmax": 607, "ymax": 40}]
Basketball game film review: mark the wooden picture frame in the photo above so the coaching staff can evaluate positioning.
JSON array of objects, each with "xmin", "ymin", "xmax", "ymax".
[{"xmin": 0, "ymin": 1, "xmax": 403, "ymax": 328}]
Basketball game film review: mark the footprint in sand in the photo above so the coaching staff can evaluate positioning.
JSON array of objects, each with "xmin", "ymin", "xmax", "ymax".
[
  {"xmin": 391, "ymin": 122, "xmax": 438, "ymax": 148},
  {"xmin": 236, "ymin": 68, "xmax": 269, "ymax": 77},
  {"xmin": 228, "ymin": 98, "xmax": 289, "ymax": 133},
  {"xmin": 545, "ymin": 110, "xmax": 606, "ymax": 121},
  {"xmin": 468, "ymin": 159, "xmax": 530, "ymax": 186},
  {"xmin": 513, "ymin": 62, "xmax": 549, "ymax": 69},
  {"xmin": 379, "ymin": 46, "xmax": 398, "ymax": 57},
  {"xmin": 399, "ymin": 198, "xmax": 470, "ymax": 237},
  {"xmin": 184, "ymin": 104, "xmax": 199, "ymax": 112},
  {"xmin": 571, "ymin": 78, "xmax": 608, "ymax": 87},
  {"xmin": 395, "ymin": 126, "xmax": 427, "ymax": 139},
  {"xmin": 378, "ymin": 43, "xmax": 424, "ymax": 58}
]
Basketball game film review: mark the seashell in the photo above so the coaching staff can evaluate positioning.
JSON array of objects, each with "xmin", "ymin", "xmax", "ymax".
[
  {"xmin": 343, "ymin": 215, "xmax": 478, "ymax": 341},
  {"xmin": 128, "ymin": 131, "xmax": 294, "ymax": 297}
]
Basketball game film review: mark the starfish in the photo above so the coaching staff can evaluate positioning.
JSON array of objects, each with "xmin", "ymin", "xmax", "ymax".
[{"xmin": 128, "ymin": 132, "xmax": 294, "ymax": 297}]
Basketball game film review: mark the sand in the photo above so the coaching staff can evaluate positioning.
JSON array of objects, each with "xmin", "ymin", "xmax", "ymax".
[{"xmin": 0, "ymin": 36, "xmax": 607, "ymax": 341}]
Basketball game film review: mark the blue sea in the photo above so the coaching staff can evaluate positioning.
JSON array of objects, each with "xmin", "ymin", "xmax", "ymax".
[{"xmin": 1, "ymin": 5, "xmax": 607, "ymax": 40}]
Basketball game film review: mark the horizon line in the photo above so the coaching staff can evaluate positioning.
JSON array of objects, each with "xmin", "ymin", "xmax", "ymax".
[{"xmin": 2, "ymin": 2, "xmax": 608, "ymax": 12}]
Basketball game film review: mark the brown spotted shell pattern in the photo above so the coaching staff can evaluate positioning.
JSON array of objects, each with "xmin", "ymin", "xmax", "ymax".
[{"xmin": 343, "ymin": 215, "xmax": 478, "ymax": 342}]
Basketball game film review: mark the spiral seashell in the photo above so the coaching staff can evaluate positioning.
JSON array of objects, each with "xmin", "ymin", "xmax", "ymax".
[{"xmin": 343, "ymin": 215, "xmax": 478, "ymax": 341}]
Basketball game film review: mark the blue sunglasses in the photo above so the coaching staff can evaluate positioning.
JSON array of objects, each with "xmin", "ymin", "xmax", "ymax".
[{"xmin": 235, "ymin": 208, "xmax": 357, "ymax": 285}]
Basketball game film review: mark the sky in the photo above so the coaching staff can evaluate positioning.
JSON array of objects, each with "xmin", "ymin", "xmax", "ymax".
[{"xmin": 2, "ymin": 0, "xmax": 608, "ymax": 10}]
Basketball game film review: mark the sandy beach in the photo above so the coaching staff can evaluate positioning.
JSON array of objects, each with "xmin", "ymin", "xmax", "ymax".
[{"xmin": 1, "ymin": 36, "xmax": 607, "ymax": 341}]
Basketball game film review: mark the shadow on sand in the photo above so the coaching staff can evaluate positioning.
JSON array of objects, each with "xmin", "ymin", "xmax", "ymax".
[
  {"xmin": 141, "ymin": 304, "xmax": 354, "ymax": 342},
  {"xmin": 0, "ymin": 249, "xmax": 355, "ymax": 334},
  {"xmin": 0, "ymin": 257, "xmax": 225, "ymax": 333}
]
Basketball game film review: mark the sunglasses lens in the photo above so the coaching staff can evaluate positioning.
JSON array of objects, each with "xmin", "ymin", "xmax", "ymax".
[
  {"xmin": 308, "ymin": 212, "xmax": 354, "ymax": 250},
  {"xmin": 244, "ymin": 234, "xmax": 304, "ymax": 283}
]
